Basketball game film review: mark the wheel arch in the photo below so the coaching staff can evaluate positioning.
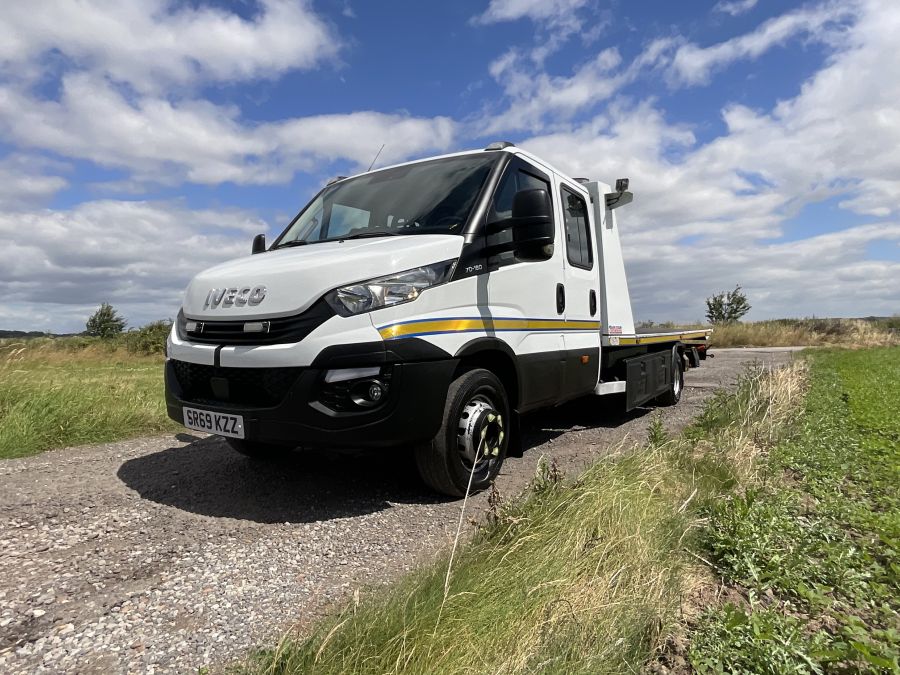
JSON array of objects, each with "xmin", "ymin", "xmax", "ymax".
[{"xmin": 454, "ymin": 338, "xmax": 520, "ymax": 410}]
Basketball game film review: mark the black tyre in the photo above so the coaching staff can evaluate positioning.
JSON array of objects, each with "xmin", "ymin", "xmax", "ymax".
[
  {"xmin": 226, "ymin": 438, "xmax": 290, "ymax": 459},
  {"xmin": 656, "ymin": 346, "xmax": 684, "ymax": 406},
  {"xmin": 414, "ymin": 368, "xmax": 509, "ymax": 497}
]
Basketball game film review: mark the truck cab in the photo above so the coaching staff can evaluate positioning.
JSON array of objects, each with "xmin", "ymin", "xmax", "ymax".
[{"xmin": 166, "ymin": 143, "xmax": 710, "ymax": 496}]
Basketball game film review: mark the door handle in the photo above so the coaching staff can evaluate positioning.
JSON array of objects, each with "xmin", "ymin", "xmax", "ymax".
[
  {"xmin": 589, "ymin": 290, "xmax": 597, "ymax": 316},
  {"xmin": 556, "ymin": 283, "xmax": 566, "ymax": 314}
]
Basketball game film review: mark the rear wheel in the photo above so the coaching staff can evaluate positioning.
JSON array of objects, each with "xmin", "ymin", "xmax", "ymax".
[
  {"xmin": 226, "ymin": 438, "xmax": 290, "ymax": 459},
  {"xmin": 415, "ymin": 368, "xmax": 509, "ymax": 497},
  {"xmin": 656, "ymin": 346, "xmax": 684, "ymax": 406}
]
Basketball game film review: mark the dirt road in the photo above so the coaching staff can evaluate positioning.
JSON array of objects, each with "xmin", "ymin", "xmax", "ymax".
[{"xmin": 0, "ymin": 348, "xmax": 798, "ymax": 673}]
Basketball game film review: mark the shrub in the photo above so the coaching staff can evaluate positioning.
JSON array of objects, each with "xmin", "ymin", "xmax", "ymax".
[
  {"xmin": 705, "ymin": 286, "xmax": 751, "ymax": 325},
  {"xmin": 85, "ymin": 303, "xmax": 127, "ymax": 338},
  {"xmin": 122, "ymin": 320, "xmax": 172, "ymax": 355}
]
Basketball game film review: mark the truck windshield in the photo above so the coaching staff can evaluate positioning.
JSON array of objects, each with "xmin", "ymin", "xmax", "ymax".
[{"xmin": 275, "ymin": 154, "xmax": 497, "ymax": 246}]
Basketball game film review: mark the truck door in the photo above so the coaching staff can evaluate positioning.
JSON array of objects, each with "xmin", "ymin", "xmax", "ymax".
[
  {"xmin": 483, "ymin": 156, "xmax": 567, "ymax": 410},
  {"xmin": 556, "ymin": 180, "xmax": 601, "ymax": 399}
]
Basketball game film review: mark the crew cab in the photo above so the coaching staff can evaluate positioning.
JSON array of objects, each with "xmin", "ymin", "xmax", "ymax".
[{"xmin": 166, "ymin": 142, "xmax": 710, "ymax": 496}]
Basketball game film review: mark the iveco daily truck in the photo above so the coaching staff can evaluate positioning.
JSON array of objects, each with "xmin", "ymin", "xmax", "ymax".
[{"xmin": 166, "ymin": 142, "xmax": 711, "ymax": 496}]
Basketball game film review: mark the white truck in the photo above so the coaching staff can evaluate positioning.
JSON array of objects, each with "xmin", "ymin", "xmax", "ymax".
[{"xmin": 166, "ymin": 142, "xmax": 710, "ymax": 496}]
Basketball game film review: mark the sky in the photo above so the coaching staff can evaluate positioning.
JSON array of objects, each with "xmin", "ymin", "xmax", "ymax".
[{"xmin": 0, "ymin": 0, "xmax": 898, "ymax": 332}]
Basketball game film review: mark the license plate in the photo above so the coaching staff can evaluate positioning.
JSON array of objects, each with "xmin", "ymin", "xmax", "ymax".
[{"xmin": 182, "ymin": 407, "xmax": 245, "ymax": 439}]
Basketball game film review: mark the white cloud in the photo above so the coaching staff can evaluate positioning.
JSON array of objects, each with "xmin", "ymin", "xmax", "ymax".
[
  {"xmin": 0, "ymin": 73, "xmax": 456, "ymax": 186},
  {"xmin": 472, "ymin": 0, "xmax": 589, "ymax": 25},
  {"xmin": 478, "ymin": 2, "xmax": 857, "ymax": 133},
  {"xmin": 477, "ymin": 36, "xmax": 677, "ymax": 133},
  {"xmin": 0, "ymin": 155, "xmax": 69, "ymax": 208},
  {"xmin": 714, "ymin": 0, "xmax": 759, "ymax": 17},
  {"xmin": 0, "ymin": 200, "xmax": 269, "ymax": 331},
  {"xmin": 473, "ymin": 0, "xmax": 606, "ymax": 64},
  {"xmin": 3, "ymin": 0, "xmax": 899, "ymax": 329},
  {"xmin": 516, "ymin": 0, "xmax": 900, "ymax": 319},
  {"xmin": 669, "ymin": 1, "xmax": 855, "ymax": 86},
  {"xmin": 0, "ymin": 0, "xmax": 339, "ymax": 92}
]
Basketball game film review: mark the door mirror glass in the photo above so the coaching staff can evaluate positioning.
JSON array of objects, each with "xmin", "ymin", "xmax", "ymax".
[
  {"xmin": 511, "ymin": 187, "xmax": 551, "ymax": 221},
  {"xmin": 511, "ymin": 188, "xmax": 554, "ymax": 260}
]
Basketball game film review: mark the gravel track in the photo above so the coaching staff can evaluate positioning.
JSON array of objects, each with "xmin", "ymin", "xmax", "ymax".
[{"xmin": 0, "ymin": 348, "xmax": 798, "ymax": 673}]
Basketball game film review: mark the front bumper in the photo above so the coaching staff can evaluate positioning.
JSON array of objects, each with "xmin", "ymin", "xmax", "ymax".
[{"xmin": 165, "ymin": 353, "xmax": 457, "ymax": 449}]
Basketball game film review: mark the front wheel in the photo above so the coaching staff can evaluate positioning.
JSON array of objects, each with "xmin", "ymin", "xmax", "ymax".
[
  {"xmin": 655, "ymin": 346, "xmax": 684, "ymax": 406},
  {"xmin": 415, "ymin": 368, "xmax": 509, "ymax": 497}
]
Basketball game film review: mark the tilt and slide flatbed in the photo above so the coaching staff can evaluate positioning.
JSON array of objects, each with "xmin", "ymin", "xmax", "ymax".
[{"xmin": 165, "ymin": 141, "xmax": 712, "ymax": 496}]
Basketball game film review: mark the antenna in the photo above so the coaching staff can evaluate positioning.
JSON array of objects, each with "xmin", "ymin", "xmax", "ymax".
[{"xmin": 367, "ymin": 144, "xmax": 385, "ymax": 172}]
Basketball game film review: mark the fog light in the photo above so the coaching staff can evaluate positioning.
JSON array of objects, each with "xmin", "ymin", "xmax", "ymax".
[{"xmin": 367, "ymin": 382, "xmax": 383, "ymax": 402}]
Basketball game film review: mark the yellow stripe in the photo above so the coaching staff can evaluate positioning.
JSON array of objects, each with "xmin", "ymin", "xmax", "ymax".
[
  {"xmin": 610, "ymin": 331, "xmax": 710, "ymax": 346},
  {"xmin": 378, "ymin": 318, "xmax": 602, "ymax": 340}
]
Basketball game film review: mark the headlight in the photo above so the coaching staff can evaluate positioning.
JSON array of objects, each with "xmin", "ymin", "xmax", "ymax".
[{"xmin": 325, "ymin": 260, "xmax": 457, "ymax": 316}]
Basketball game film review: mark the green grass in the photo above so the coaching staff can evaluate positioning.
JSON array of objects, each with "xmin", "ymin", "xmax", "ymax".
[
  {"xmin": 240, "ymin": 359, "xmax": 806, "ymax": 674},
  {"xmin": 691, "ymin": 347, "xmax": 900, "ymax": 673},
  {"xmin": 0, "ymin": 343, "xmax": 176, "ymax": 459}
]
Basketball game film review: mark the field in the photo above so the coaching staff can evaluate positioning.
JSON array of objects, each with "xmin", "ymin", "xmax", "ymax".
[
  {"xmin": 0, "ymin": 341, "xmax": 175, "ymax": 460},
  {"xmin": 241, "ymin": 347, "xmax": 899, "ymax": 674},
  {"xmin": 707, "ymin": 318, "xmax": 898, "ymax": 348},
  {"xmin": 0, "ymin": 317, "xmax": 895, "ymax": 459},
  {"xmin": 636, "ymin": 317, "xmax": 899, "ymax": 348},
  {"xmin": 689, "ymin": 347, "xmax": 900, "ymax": 672}
]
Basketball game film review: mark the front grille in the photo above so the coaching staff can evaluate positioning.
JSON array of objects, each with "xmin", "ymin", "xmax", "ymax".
[
  {"xmin": 171, "ymin": 360, "xmax": 302, "ymax": 407},
  {"xmin": 177, "ymin": 299, "xmax": 334, "ymax": 345}
]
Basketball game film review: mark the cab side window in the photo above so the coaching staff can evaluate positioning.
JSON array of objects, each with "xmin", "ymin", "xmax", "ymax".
[
  {"xmin": 490, "ymin": 168, "xmax": 551, "ymax": 222},
  {"xmin": 561, "ymin": 186, "xmax": 592, "ymax": 269}
]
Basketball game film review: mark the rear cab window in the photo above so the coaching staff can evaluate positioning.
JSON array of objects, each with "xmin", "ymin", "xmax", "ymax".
[{"xmin": 560, "ymin": 185, "xmax": 592, "ymax": 270}]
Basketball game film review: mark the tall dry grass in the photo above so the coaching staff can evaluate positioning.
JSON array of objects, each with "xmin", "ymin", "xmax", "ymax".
[
  {"xmin": 708, "ymin": 318, "xmax": 897, "ymax": 348},
  {"xmin": 0, "ymin": 340, "xmax": 174, "ymax": 459},
  {"xmin": 243, "ymin": 361, "xmax": 809, "ymax": 675}
]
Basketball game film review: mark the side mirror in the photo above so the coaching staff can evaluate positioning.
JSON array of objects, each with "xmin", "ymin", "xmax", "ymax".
[
  {"xmin": 511, "ymin": 188, "xmax": 554, "ymax": 259},
  {"xmin": 485, "ymin": 189, "xmax": 555, "ymax": 260},
  {"xmin": 251, "ymin": 233, "xmax": 266, "ymax": 254}
]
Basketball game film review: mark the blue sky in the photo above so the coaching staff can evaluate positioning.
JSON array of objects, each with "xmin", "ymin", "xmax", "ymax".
[{"xmin": 0, "ymin": 0, "xmax": 898, "ymax": 332}]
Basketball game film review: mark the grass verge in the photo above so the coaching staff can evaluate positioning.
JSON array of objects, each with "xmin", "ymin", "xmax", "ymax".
[
  {"xmin": 241, "ymin": 359, "xmax": 807, "ymax": 674},
  {"xmin": 636, "ymin": 317, "xmax": 899, "ymax": 348},
  {"xmin": 0, "ymin": 341, "xmax": 175, "ymax": 459},
  {"xmin": 708, "ymin": 318, "xmax": 897, "ymax": 349},
  {"xmin": 689, "ymin": 347, "xmax": 900, "ymax": 673}
]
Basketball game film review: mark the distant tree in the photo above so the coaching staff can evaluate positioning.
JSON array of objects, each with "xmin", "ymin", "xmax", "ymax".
[
  {"xmin": 86, "ymin": 303, "xmax": 127, "ymax": 338},
  {"xmin": 705, "ymin": 285, "xmax": 751, "ymax": 325}
]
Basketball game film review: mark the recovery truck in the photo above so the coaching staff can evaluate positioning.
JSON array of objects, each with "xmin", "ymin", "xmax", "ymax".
[{"xmin": 165, "ymin": 142, "xmax": 711, "ymax": 496}]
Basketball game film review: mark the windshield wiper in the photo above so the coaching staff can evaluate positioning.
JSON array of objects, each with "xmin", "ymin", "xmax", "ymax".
[
  {"xmin": 273, "ymin": 239, "xmax": 310, "ymax": 249},
  {"xmin": 340, "ymin": 231, "xmax": 399, "ymax": 240}
]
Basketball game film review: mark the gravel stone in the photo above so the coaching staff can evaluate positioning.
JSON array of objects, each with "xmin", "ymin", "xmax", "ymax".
[{"xmin": 0, "ymin": 348, "xmax": 797, "ymax": 673}]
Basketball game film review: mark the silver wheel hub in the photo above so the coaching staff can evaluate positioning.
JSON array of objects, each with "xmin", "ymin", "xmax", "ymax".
[{"xmin": 457, "ymin": 398, "xmax": 504, "ymax": 465}]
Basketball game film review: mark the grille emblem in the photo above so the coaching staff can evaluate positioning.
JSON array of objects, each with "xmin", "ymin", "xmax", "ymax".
[{"xmin": 204, "ymin": 285, "xmax": 266, "ymax": 309}]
